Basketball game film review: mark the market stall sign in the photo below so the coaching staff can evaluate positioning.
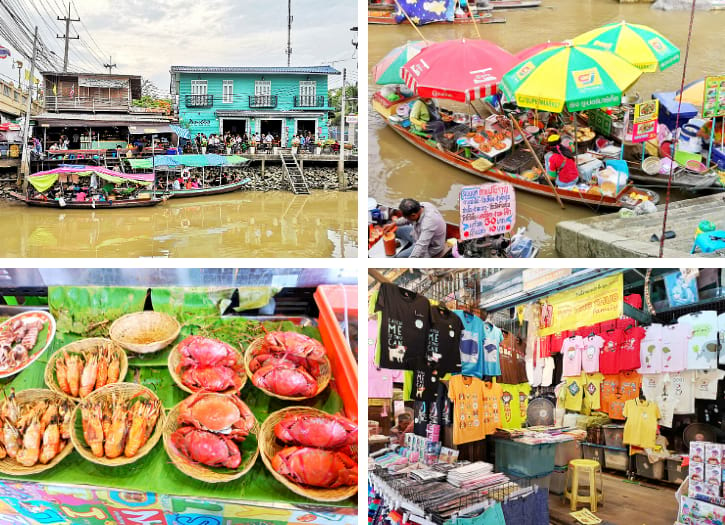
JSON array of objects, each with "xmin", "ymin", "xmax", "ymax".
[
  {"xmin": 78, "ymin": 76, "xmax": 129, "ymax": 89},
  {"xmin": 459, "ymin": 183, "xmax": 515, "ymax": 240},
  {"xmin": 631, "ymin": 99, "xmax": 659, "ymax": 143},
  {"xmin": 538, "ymin": 273, "xmax": 623, "ymax": 336},
  {"xmin": 345, "ymin": 115, "xmax": 358, "ymax": 124},
  {"xmin": 522, "ymin": 268, "xmax": 573, "ymax": 292},
  {"xmin": 702, "ymin": 75, "xmax": 725, "ymax": 118}
]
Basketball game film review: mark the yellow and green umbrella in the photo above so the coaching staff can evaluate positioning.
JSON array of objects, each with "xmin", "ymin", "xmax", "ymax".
[
  {"xmin": 501, "ymin": 43, "xmax": 643, "ymax": 113},
  {"xmin": 572, "ymin": 21, "xmax": 680, "ymax": 73}
]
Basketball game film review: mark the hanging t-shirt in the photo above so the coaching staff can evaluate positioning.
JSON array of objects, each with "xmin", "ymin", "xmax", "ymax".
[
  {"xmin": 404, "ymin": 367, "xmax": 437, "ymax": 402},
  {"xmin": 427, "ymin": 306, "xmax": 463, "ymax": 375},
  {"xmin": 541, "ymin": 357, "xmax": 556, "ymax": 387},
  {"xmin": 500, "ymin": 333, "xmax": 526, "ymax": 384},
  {"xmin": 718, "ymin": 312, "xmax": 725, "ymax": 366},
  {"xmin": 375, "ymin": 283, "xmax": 430, "ymax": 369},
  {"xmin": 694, "ymin": 369, "xmax": 725, "ymax": 400},
  {"xmin": 600, "ymin": 374, "xmax": 620, "ymax": 414},
  {"xmin": 638, "ymin": 323, "xmax": 663, "ymax": 374},
  {"xmin": 499, "ymin": 383, "xmax": 521, "ymax": 429},
  {"xmin": 660, "ymin": 323, "xmax": 690, "ymax": 373},
  {"xmin": 369, "ymin": 319, "xmax": 395, "ymax": 398},
  {"xmin": 582, "ymin": 372, "xmax": 604, "ymax": 414},
  {"xmin": 599, "ymin": 329, "xmax": 623, "ymax": 374},
  {"xmin": 430, "ymin": 381, "xmax": 453, "ymax": 427},
  {"xmin": 549, "ymin": 331, "xmax": 571, "ymax": 354},
  {"xmin": 518, "ymin": 383, "xmax": 531, "ymax": 426},
  {"xmin": 641, "ymin": 374, "xmax": 665, "ymax": 402},
  {"xmin": 455, "ymin": 311, "xmax": 486, "ymax": 378},
  {"xmin": 482, "ymin": 322, "xmax": 503, "ymax": 377},
  {"xmin": 680, "ymin": 311, "xmax": 719, "ymax": 370},
  {"xmin": 609, "ymin": 393, "xmax": 627, "ymax": 420},
  {"xmin": 598, "ymin": 319, "xmax": 618, "ymax": 332},
  {"xmin": 619, "ymin": 370, "xmax": 642, "ymax": 401},
  {"xmin": 617, "ymin": 317, "xmax": 637, "ymax": 331},
  {"xmin": 481, "ymin": 381, "xmax": 503, "ymax": 435},
  {"xmin": 448, "ymin": 375, "xmax": 487, "ymax": 444},
  {"xmin": 623, "ymin": 399, "xmax": 661, "ymax": 449},
  {"xmin": 564, "ymin": 373, "xmax": 585, "ymax": 412},
  {"xmin": 666, "ymin": 370, "xmax": 696, "ymax": 414},
  {"xmin": 619, "ymin": 325, "xmax": 646, "ymax": 371},
  {"xmin": 538, "ymin": 335, "xmax": 552, "ymax": 359},
  {"xmin": 581, "ymin": 334, "xmax": 604, "ymax": 374},
  {"xmin": 525, "ymin": 357, "xmax": 543, "ymax": 387},
  {"xmin": 561, "ymin": 336, "xmax": 583, "ymax": 377},
  {"xmin": 657, "ymin": 391, "xmax": 677, "ymax": 428},
  {"xmin": 413, "ymin": 399, "xmax": 429, "ymax": 436}
]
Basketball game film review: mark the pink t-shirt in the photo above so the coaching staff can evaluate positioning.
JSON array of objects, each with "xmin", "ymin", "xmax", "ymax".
[
  {"xmin": 660, "ymin": 323, "xmax": 690, "ymax": 373},
  {"xmin": 561, "ymin": 336, "xmax": 583, "ymax": 377},
  {"xmin": 581, "ymin": 334, "xmax": 604, "ymax": 374},
  {"xmin": 639, "ymin": 323, "xmax": 663, "ymax": 374},
  {"xmin": 368, "ymin": 319, "xmax": 395, "ymax": 398}
]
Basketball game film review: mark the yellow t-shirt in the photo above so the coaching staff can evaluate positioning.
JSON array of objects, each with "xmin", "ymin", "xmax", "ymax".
[
  {"xmin": 518, "ymin": 383, "xmax": 531, "ymax": 425},
  {"xmin": 582, "ymin": 373, "xmax": 604, "ymax": 415},
  {"xmin": 623, "ymin": 398, "xmax": 661, "ymax": 449},
  {"xmin": 482, "ymin": 380, "xmax": 503, "ymax": 435},
  {"xmin": 499, "ymin": 383, "xmax": 521, "ymax": 429},
  {"xmin": 564, "ymin": 373, "xmax": 585, "ymax": 412},
  {"xmin": 448, "ymin": 375, "xmax": 487, "ymax": 445}
]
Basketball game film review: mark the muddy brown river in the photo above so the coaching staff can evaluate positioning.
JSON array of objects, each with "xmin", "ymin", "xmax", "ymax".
[
  {"xmin": 0, "ymin": 191, "xmax": 358, "ymax": 258},
  {"xmin": 369, "ymin": 0, "xmax": 723, "ymax": 256}
]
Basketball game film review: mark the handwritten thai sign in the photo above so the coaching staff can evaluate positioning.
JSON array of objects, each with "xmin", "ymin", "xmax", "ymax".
[
  {"xmin": 702, "ymin": 75, "xmax": 725, "ymax": 119},
  {"xmin": 459, "ymin": 183, "xmax": 515, "ymax": 240},
  {"xmin": 631, "ymin": 99, "xmax": 659, "ymax": 143}
]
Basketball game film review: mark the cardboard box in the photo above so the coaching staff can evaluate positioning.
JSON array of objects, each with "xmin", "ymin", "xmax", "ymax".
[
  {"xmin": 706, "ymin": 443, "xmax": 722, "ymax": 465},
  {"xmin": 706, "ymin": 464, "xmax": 722, "ymax": 486},
  {"xmin": 690, "ymin": 442, "xmax": 706, "ymax": 464}
]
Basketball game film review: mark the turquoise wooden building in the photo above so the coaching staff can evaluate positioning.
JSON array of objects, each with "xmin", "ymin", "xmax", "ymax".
[{"xmin": 169, "ymin": 65, "xmax": 340, "ymax": 145}]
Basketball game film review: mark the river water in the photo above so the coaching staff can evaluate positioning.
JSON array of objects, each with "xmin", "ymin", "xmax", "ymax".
[
  {"xmin": 0, "ymin": 191, "xmax": 358, "ymax": 258},
  {"xmin": 369, "ymin": 0, "xmax": 723, "ymax": 256}
]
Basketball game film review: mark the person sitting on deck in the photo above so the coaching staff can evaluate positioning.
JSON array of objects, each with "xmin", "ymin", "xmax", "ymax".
[
  {"xmin": 49, "ymin": 143, "xmax": 60, "ymax": 151},
  {"xmin": 409, "ymin": 97, "xmax": 446, "ymax": 139},
  {"xmin": 544, "ymin": 134, "xmax": 578, "ymax": 189},
  {"xmin": 382, "ymin": 198, "xmax": 448, "ymax": 258}
]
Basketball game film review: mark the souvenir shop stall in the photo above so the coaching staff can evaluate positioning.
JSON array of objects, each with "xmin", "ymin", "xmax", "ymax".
[
  {"xmin": 0, "ymin": 268, "xmax": 358, "ymax": 525},
  {"xmin": 368, "ymin": 268, "xmax": 725, "ymax": 525}
]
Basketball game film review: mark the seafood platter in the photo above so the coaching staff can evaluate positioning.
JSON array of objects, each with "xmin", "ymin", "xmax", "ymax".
[{"xmin": 0, "ymin": 308, "xmax": 357, "ymax": 504}]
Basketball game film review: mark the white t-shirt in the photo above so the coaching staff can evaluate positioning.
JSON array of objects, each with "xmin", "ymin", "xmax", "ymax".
[
  {"xmin": 581, "ymin": 334, "xmax": 604, "ymax": 374},
  {"xmin": 638, "ymin": 323, "xmax": 663, "ymax": 374},
  {"xmin": 718, "ymin": 312, "xmax": 725, "ymax": 365},
  {"xmin": 657, "ymin": 391, "xmax": 677, "ymax": 428},
  {"xmin": 526, "ymin": 357, "xmax": 543, "ymax": 387},
  {"xmin": 641, "ymin": 374, "xmax": 665, "ymax": 402},
  {"xmin": 541, "ymin": 357, "xmax": 555, "ymax": 387},
  {"xmin": 680, "ymin": 311, "xmax": 719, "ymax": 370},
  {"xmin": 694, "ymin": 369, "xmax": 725, "ymax": 400},
  {"xmin": 665, "ymin": 371, "xmax": 696, "ymax": 415},
  {"xmin": 660, "ymin": 323, "xmax": 690, "ymax": 373}
]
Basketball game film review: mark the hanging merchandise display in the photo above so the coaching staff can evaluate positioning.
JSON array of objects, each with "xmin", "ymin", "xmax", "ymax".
[{"xmin": 375, "ymin": 283, "xmax": 430, "ymax": 369}]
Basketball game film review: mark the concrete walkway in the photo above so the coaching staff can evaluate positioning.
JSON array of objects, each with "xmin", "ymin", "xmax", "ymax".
[{"xmin": 556, "ymin": 193, "xmax": 725, "ymax": 258}]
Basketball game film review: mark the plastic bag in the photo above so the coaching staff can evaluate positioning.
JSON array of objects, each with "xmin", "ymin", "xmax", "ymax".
[{"xmin": 596, "ymin": 167, "xmax": 628, "ymax": 196}]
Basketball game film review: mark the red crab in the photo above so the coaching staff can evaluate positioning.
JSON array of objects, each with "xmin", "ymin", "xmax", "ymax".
[
  {"xmin": 252, "ymin": 365, "xmax": 318, "ymax": 397},
  {"xmin": 272, "ymin": 447, "xmax": 357, "ymax": 488},
  {"xmin": 178, "ymin": 392, "xmax": 255, "ymax": 441},
  {"xmin": 177, "ymin": 336, "xmax": 240, "ymax": 370},
  {"xmin": 260, "ymin": 331, "xmax": 326, "ymax": 376},
  {"xmin": 274, "ymin": 414, "xmax": 357, "ymax": 449},
  {"xmin": 248, "ymin": 354, "xmax": 297, "ymax": 374},
  {"xmin": 181, "ymin": 366, "xmax": 244, "ymax": 392},
  {"xmin": 170, "ymin": 427, "xmax": 242, "ymax": 469}
]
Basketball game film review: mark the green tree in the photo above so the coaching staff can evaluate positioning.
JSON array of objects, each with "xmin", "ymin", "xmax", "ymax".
[{"xmin": 328, "ymin": 83, "xmax": 358, "ymax": 126}]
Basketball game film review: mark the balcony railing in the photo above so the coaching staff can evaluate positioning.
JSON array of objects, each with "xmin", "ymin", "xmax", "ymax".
[
  {"xmin": 185, "ymin": 94, "xmax": 214, "ymax": 108},
  {"xmin": 293, "ymin": 95, "xmax": 326, "ymax": 108},
  {"xmin": 248, "ymin": 95, "xmax": 277, "ymax": 108},
  {"xmin": 45, "ymin": 96, "xmax": 130, "ymax": 113}
]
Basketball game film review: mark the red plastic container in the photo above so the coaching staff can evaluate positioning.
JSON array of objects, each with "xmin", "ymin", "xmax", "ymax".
[{"xmin": 314, "ymin": 285, "xmax": 358, "ymax": 422}]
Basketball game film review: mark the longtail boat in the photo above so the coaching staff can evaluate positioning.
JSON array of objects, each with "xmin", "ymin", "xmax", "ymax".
[
  {"xmin": 368, "ymin": 4, "xmax": 505, "ymax": 24},
  {"xmin": 487, "ymin": 0, "xmax": 542, "ymax": 8},
  {"xmin": 373, "ymin": 95, "xmax": 659, "ymax": 210},
  {"xmin": 9, "ymin": 191, "xmax": 163, "ymax": 209},
  {"xmin": 158, "ymin": 177, "xmax": 252, "ymax": 199}
]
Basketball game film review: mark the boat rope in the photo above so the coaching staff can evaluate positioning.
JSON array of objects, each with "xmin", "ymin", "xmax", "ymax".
[
  {"xmin": 658, "ymin": 0, "xmax": 697, "ymax": 257},
  {"xmin": 392, "ymin": 0, "xmax": 429, "ymax": 42}
]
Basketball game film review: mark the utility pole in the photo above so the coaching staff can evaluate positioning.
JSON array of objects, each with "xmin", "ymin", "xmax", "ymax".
[
  {"xmin": 103, "ymin": 56, "xmax": 117, "ymax": 75},
  {"xmin": 337, "ymin": 68, "xmax": 346, "ymax": 189},
  {"xmin": 57, "ymin": 3, "xmax": 80, "ymax": 72},
  {"xmin": 20, "ymin": 27, "xmax": 38, "ymax": 188},
  {"xmin": 286, "ymin": 0, "xmax": 293, "ymax": 66}
]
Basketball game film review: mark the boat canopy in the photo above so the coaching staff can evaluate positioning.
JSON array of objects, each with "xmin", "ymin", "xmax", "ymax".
[
  {"xmin": 28, "ymin": 166, "xmax": 155, "ymax": 193},
  {"xmin": 126, "ymin": 154, "xmax": 249, "ymax": 169}
]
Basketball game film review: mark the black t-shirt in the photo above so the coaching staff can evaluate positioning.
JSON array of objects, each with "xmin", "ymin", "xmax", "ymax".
[
  {"xmin": 429, "ymin": 381, "xmax": 452, "ymax": 427},
  {"xmin": 411, "ymin": 366, "xmax": 437, "ymax": 401},
  {"xmin": 413, "ymin": 399, "xmax": 429, "ymax": 436},
  {"xmin": 427, "ymin": 305, "xmax": 463, "ymax": 375},
  {"xmin": 375, "ymin": 283, "xmax": 430, "ymax": 369}
]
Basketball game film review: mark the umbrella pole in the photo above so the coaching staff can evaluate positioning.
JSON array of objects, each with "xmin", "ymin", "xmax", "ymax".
[
  {"xmin": 512, "ymin": 116, "xmax": 565, "ymax": 209},
  {"xmin": 464, "ymin": 1, "xmax": 481, "ymax": 39},
  {"xmin": 392, "ymin": 0, "xmax": 428, "ymax": 41}
]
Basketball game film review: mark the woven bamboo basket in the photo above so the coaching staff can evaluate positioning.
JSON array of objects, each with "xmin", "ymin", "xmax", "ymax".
[
  {"xmin": 259, "ymin": 406, "xmax": 358, "ymax": 502},
  {"xmin": 244, "ymin": 337, "xmax": 331, "ymax": 401},
  {"xmin": 0, "ymin": 389, "xmax": 76, "ymax": 476},
  {"xmin": 44, "ymin": 338, "xmax": 129, "ymax": 401},
  {"xmin": 168, "ymin": 342, "xmax": 247, "ymax": 394},
  {"xmin": 109, "ymin": 311, "xmax": 180, "ymax": 354},
  {"xmin": 162, "ymin": 393, "xmax": 259, "ymax": 483},
  {"xmin": 70, "ymin": 382, "xmax": 163, "ymax": 466}
]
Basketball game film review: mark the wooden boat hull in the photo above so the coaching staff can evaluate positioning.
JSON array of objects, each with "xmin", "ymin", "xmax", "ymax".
[
  {"xmin": 9, "ymin": 191, "xmax": 163, "ymax": 209},
  {"xmin": 628, "ymin": 170, "xmax": 720, "ymax": 191},
  {"xmin": 488, "ymin": 0, "xmax": 541, "ymax": 8},
  {"xmin": 368, "ymin": 11, "xmax": 505, "ymax": 24},
  {"xmin": 374, "ymin": 100, "xmax": 658, "ymax": 210},
  {"xmin": 161, "ymin": 179, "xmax": 250, "ymax": 198}
]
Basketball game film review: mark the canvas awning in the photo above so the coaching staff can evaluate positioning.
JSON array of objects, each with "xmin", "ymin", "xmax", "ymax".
[
  {"xmin": 169, "ymin": 124, "xmax": 191, "ymax": 139},
  {"xmin": 28, "ymin": 166, "xmax": 154, "ymax": 192},
  {"xmin": 128, "ymin": 125, "xmax": 174, "ymax": 135},
  {"xmin": 126, "ymin": 154, "xmax": 249, "ymax": 169}
]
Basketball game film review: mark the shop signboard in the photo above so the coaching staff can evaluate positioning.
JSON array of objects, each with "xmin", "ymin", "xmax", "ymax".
[
  {"xmin": 663, "ymin": 270, "xmax": 699, "ymax": 307},
  {"xmin": 522, "ymin": 268, "xmax": 572, "ymax": 292},
  {"xmin": 345, "ymin": 115, "xmax": 358, "ymax": 124},
  {"xmin": 459, "ymin": 183, "xmax": 516, "ymax": 240},
  {"xmin": 702, "ymin": 75, "xmax": 725, "ymax": 119},
  {"xmin": 539, "ymin": 273, "xmax": 623, "ymax": 336},
  {"xmin": 631, "ymin": 99, "xmax": 659, "ymax": 143}
]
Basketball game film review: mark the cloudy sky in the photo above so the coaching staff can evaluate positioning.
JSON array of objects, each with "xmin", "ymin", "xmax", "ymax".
[{"xmin": 0, "ymin": 0, "xmax": 357, "ymax": 95}]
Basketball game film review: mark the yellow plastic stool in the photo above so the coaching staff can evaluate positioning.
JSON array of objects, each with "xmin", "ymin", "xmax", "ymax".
[{"xmin": 563, "ymin": 459, "xmax": 604, "ymax": 512}]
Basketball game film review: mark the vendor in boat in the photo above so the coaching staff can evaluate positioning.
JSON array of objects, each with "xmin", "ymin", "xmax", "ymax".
[
  {"xmin": 544, "ymin": 134, "xmax": 578, "ymax": 189},
  {"xmin": 382, "ymin": 198, "xmax": 447, "ymax": 258},
  {"xmin": 410, "ymin": 97, "xmax": 446, "ymax": 138}
]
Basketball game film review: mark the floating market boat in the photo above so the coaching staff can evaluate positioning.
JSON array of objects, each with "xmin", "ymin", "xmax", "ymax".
[
  {"xmin": 486, "ymin": 0, "xmax": 542, "ymax": 8},
  {"xmin": 368, "ymin": 4, "xmax": 505, "ymax": 24},
  {"xmin": 158, "ymin": 178, "xmax": 252, "ymax": 199},
  {"xmin": 9, "ymin": 191, "xmax": 163, "ymax": 209}
]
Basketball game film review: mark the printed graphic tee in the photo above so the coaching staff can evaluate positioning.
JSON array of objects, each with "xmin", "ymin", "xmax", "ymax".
[
  {"xmin": 694, "ymin": 369, "xmax": 725, "ymax": 400},
  {"xmin": 518, "ymin": 383, "xmax": 531, "ymax": 426},
  {"xmin": 600, "ymin": 374, "xmax": 620, "ymax": 414},
  {"xmin": 427, "ymin": 305, "xmax": 463, "ymax": 375},
  {"xmin": 448, "ymin": 375, "xmax": 487, "ymax": 445},
  {"xmin": 638, "ymin": 323, "xmax": 664, "ymax": 374},
  {"xmin": 499, "ymin": 383, "xmax": 522, "ymax": 429},
  {"xmin": 375, "ymin": 283, "xmax": 430, "ymax": 369},
  {"xmin": 599, "ymin": 329, "xmax": 623, "ymax": 374},
  {"xmin": 564, "ymin": 373, "xmax": 585, "ymax": 412},
  {"xmin": 680, "ymin": 311, "xmax": 719, "ymax": 370},
  {"xmin": 582, "ymin": 372, "xmax": 604, "ymax": 414},
  {"xmin": 581, "ymin": 334, "xmax": 604, "ymax": 374},
  {"xmin": 561, "ymin": 336, "xmax": 583, "ymax": 377},
  {"xmin": 481, "ymin": 381, "xmax": 503, "ymax": 435},
  {"xmin": 482, "ymin": 322, "xmax": 504, "ymax": 377},
  {"xmin": 623, "ymin": 399, "xmax": 661, "ymax": 449},
  {"xmin": 641, "ymin": 374, "xmax": 665, "ymax": 402},
  {"xmin": 666, "ymin": 370, "xmax": 696, "ymax": 414},
  {"xmin": 660, "ymin": 323, "xmax": 690, "ymax": 373},
  {"xmin": 619, "ymin": 325, "xmax": 646, "ymax": 371},
  {"xmin": 455, "ymin": 311, "xmax": 486, "ymax": 378}
]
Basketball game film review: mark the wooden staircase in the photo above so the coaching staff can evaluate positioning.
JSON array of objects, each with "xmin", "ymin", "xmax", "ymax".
[{"xmin": 280, "ymin": 153, "xmax": 310, "ymax": 194}]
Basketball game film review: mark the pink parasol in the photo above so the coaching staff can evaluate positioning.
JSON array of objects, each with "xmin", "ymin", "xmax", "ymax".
[{"xmin": 514, "ymin": 41, "xmax": 567, "ymax": 62}]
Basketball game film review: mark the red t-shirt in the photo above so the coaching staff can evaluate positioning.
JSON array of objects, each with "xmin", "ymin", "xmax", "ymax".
[
  {"xmin": 598, "ymin": 320, "xmax": 618, "ymax": 332},
  {"xmin": 550, "ymin": 331, "xmax": 572, "ymax": 354},
  {"xmin": 538, "ymin": 335, "xmax": 552, "ymax": 358},
  {"xmin": 616, "ymin": 317, "xmax": 636, "ymax": 330},
  {"xmin": 549, "ymin": 152, "xmax": 579, "ymax": 183},
  {"xmin": 599, "ymin": 329, "xmax": 623, "ymax": 374},
  {"xmin": 624, "ymin": 294, "xmax": 643, "ymax": 309},
  {"xmin": 618, "ymin": 325, "xmax": 646, "ymax": 370},
  {"xmin": 575, "ymin": 325, "xmax": 600, "ymax": 337}
]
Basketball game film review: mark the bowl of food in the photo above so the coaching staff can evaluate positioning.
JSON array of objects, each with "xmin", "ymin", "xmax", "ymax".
[
  {"xmin": 168, "ymin": 335, "xmax": 247, "ymax": 394},
  {"xmin": 109, "ymin": 312, "xmax": 180, "ymax": 354},
  {"xmin": 0, "ymin": 311, "xmax": 56, "ymax": 379}
]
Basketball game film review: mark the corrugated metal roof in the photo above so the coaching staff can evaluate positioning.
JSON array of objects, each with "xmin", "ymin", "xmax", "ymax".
[{"xmin": 170, "ymin": 65, "xmax": 340, "ymax": 75}]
